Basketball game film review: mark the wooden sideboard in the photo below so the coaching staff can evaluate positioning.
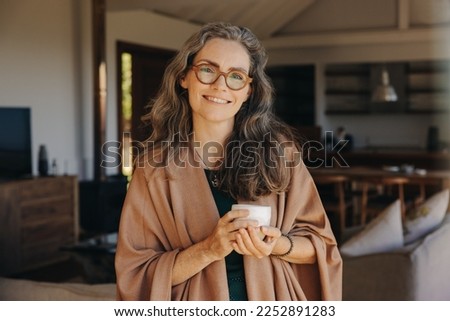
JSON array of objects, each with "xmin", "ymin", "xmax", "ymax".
[{"xmin": 0, "ymin": 176, "xmax": 79, "ymax": 276}]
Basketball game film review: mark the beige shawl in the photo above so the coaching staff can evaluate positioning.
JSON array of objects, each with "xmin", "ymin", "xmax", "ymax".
[{"xmin": 115, "ymin": 150, "xmax": 342, "ymax": 300}]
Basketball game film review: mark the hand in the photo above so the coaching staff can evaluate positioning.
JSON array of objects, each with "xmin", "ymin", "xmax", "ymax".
[
  {"xmin": 203, "ymin": 209, "xmax": 259, "ymax": 261},
  {"xmin": 232, "ymin": 225, "xmax": 282, "ymax": 258}
]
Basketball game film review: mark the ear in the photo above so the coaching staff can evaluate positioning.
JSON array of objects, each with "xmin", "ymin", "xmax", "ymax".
[
  {"xmin": 244, "ymin": 86, "xmax": 252, "ymax": 101},
  {"xmin": 180, "ymin": 76, "xmax": 188, "ymax": 89}
]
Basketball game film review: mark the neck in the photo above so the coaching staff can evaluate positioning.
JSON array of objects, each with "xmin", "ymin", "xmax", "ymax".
[
  {"xmin": 192, "ymin": 115, "xmax": 234, "ymax": 149},
  {"xmin": 193, "ymin": 126, "xmax": 230, "ymax": 170},
  {"xmin": 193, "ymin": 119, "xmax": 233, "ymax": 157}
]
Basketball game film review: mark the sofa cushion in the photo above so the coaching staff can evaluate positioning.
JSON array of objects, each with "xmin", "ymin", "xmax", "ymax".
[
  {"xmin": 403, "ymin": 189, "xmax": 449, "ymax": 244},
  {"xmin": 340, "ymin": 200, "xmax": 403, "ymax": 256}
]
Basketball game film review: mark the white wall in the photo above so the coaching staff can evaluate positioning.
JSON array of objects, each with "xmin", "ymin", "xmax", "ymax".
[{"xmin": 0, "ymin": 0, "xmax": 84, "ymax": 176}]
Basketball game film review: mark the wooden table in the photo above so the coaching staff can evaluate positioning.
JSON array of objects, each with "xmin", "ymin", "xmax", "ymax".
[
  {"xmin": 309, "ymin": 166, "xmax": 450, "ymax": 221},
  {"xmin": 309, "ymin": 166, "xmax": 450, "ymax": 187}
]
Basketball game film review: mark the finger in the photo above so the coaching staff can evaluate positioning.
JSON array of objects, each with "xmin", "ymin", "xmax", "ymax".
[
  {"xmin": 231, "ymin": 218, "xmax": 259, "ymax": 232},
  {"xmin": 249, "ymin": 227, "xmax": 276, "ymax": 257},
  {"xmin": 234, "ymin": 231, "xmax": 252, "ymax": 256},
  {"xmin": 231, "ymin": 241, "xmax": 245, "ymax": 255},
  {"xmin": 217, "ymin": 210, "xmax": 252, "ymax": 235},
  {"xmin": 240, "ymin": 227, "xmax": 265, "ymax": 258},
  {"xmin": 221, "ymin": 218, "xmax": 258, "ymax": 235},
  {"xmin": 248, "ymin": 227, "xmax": 268, "ymax": 246},
  {"xmin": 260, "ymin": 226, "xmax": 282, "ymax": 238},
  {"xmin": 221, "ymin": 209, "xmax": 249, "ymax": 223}
]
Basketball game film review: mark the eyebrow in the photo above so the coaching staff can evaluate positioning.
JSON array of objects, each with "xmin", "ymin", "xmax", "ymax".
[{"xmin": 194, "ymin": 59, "xmax": 250, "ymax": 74}]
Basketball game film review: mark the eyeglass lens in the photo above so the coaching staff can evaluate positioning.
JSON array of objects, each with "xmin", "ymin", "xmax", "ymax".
[{"xmin": 193, "ymin": 64, "xmax": 250, "ymax": 90}]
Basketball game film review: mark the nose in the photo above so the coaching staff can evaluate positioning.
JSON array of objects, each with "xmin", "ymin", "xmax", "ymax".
[{"xmin": 212, "ymin": 74, "xmax": 228, "ymax": 90}]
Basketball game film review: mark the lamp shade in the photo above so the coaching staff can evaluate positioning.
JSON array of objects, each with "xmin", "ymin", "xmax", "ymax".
[{"xmin": 371, "ymin": 66, "xmax": 398, "ymax": 102}]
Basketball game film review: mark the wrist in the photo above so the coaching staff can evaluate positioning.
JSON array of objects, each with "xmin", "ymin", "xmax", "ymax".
[
  {"xmin": 199, "ymin": 237, "xmax": 222, "ymax": 262},
  {"xmin": 271, "ymin": 233, "xmax": 294, "ymax": 258}
]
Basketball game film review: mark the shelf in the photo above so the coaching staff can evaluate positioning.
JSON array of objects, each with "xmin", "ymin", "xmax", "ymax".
[
  {"xmin": 326, "ymin": 90, "xmax": 370, "ymax": 95},
  {"xmin": 326, "ymin": 94, "xmax": 369, "ymax": 112},
  {"xmin": 408, "ymin": 60, "xmax": 450, "ymax": 73},
  {"xmin": 325, "ymin": 63, "xmax": 371, "ymax": 76},
  {"xmin": 404, "ymin": 60, "xmax": 450, "ymax": 113},
  {"xmin": 406, "ymin": 72, "xmax": 450, "ymax": 92},
  {"xmin": 325, "ymin": 60, "xmax": 449, "ymax": 114},
  {"xmin": 407, "ymin": 92, "xmax": 450, "ymax": 113},
  {"xmin": 325, "ymin": 110, "xmax": 370, "ymax": 115},
  {"xmin": 323, "ymin": 63, "xmax": 373, "ymax": 114},
  {"xmin": 405, "ymin": 60, "xmax": 450, "ymax": 113},
  {"xmin": 326, "ymin": 76, "xmax": 370, "ymax": 93}
]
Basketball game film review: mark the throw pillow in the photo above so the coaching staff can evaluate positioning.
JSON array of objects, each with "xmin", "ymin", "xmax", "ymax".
[
  {"xmin": 340, "ymin": 200, "xmax": 403, "ymax": 257},
  {"xmin": 403, "ymin": 189, "xmax": 449, "ymax": 244}
]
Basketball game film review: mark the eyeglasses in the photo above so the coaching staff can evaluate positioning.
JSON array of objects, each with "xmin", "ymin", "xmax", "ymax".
[{"xmin": 191, "ymin": 63, "xmax": 252, "ymax": 91}]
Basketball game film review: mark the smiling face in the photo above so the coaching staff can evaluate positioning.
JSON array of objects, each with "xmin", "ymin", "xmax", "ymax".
[{"xmin": 180, "ymin": 38, "xmax": 252, "ymax": 135}]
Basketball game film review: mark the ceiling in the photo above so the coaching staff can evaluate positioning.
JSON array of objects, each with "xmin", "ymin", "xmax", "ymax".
[{"xmin": 106, "ymin": 0, "xmax": 450, "ymax": 48}]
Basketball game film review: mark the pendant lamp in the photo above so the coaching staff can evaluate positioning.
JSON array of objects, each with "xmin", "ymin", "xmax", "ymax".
[{"xmin": 371, "ymin": 65, "xmax": 398, "ymax": 102}]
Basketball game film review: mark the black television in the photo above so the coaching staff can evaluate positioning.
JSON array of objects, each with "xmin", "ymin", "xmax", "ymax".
[{"xmin": 0, "ymin": 107, "xmax": 32, "ymax": 179}]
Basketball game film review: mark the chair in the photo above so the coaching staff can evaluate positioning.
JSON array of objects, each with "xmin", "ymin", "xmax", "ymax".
[
  {"xmin": 405, "ymin": 176, "xmax": 443, "ymax": 208},
  {"xmin": 313, "ymin": 175, "xmax": 353, "ymax": 241},
  {"xmin": 360, "ymin": 176, "xmax": 409, "ymax": 224}
]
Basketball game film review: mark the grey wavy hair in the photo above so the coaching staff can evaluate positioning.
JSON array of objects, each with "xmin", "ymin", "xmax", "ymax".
[{"xmin": 141, "ymin": 21, "xmax": 298, "ymax": 200}]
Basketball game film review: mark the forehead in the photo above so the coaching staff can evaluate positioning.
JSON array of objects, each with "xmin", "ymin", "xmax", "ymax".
[{"xmin": 194, "ymin": 38, "xmax": 251, "ymax": 71}]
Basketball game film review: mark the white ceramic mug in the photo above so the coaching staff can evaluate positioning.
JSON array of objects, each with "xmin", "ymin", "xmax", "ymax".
[{"xmin": 231, "ymin": 204, "xmax": 271, "ymax": 226}]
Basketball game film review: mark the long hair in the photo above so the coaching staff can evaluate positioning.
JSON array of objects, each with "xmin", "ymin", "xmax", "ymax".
[{"xmin": 141, "ymin": 21, "xmax": 299, "ymax": 201}]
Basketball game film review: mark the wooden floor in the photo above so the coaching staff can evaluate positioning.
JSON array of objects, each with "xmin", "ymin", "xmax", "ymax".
[
  {"xmin": 12, "ymin": 257, "xmax": 88, "ymax": 283},
  {"xmin": 9, "ymin": 231, "xmax": 117, "ymax": 284},
  {"xmin": 12, "ymin": 244, "xmax": 116, "ymax": 284}
]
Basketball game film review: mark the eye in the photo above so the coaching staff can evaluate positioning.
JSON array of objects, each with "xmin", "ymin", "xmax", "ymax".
[
  {"xmin": 198, "ymin": 64, "xmax": 216, "ymax": 74},
  {"xmin": 229, "ymin": 71, "xmax": 245, "ymax": 81}
]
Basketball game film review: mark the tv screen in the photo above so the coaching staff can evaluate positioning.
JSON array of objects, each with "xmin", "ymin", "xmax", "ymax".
[{"xmin": 0, "ymin": 107, "xmax": 32, "ymax": 179}]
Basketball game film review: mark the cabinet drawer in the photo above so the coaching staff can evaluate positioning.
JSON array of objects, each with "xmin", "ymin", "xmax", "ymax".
[
  {"xmin": 21, "ymin": 213, "xmax": 75, "ymax": 268},
  {"xmin": 21, "ymin": 215, "xmax": 74, "ymax": 245},
  {"xmin": 21, "ymin": 201, "xmax": 74, "ymax": 243},
  {"xmin": 21, "ymin": 197, "xmax": 73, "ymax": 224},
  {"xmin": 18, "ymin": 177, "xmax": 74, "ymax": 201}
]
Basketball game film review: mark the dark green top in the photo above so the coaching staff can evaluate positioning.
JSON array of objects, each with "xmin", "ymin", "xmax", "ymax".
[{"xmin": 204, "ymin": 169, "xmax": 248, "ymax": 301}]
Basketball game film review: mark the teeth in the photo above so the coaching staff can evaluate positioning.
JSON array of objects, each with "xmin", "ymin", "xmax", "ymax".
[{"xmin": 206, "ymin": 96, "xmax": 228, "ymax": 104}]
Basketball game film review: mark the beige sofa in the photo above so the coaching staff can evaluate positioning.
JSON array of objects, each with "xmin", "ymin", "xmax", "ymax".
[
  {"xmin": 0, "ymin": 277, "xmax": 116, "ymax": 301},
  {"xmin": 343, "ymin": 213, "xmax": 450, "ymax": 300}
]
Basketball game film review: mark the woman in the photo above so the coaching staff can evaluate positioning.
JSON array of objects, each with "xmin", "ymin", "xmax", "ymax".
[{"xmin": 115, "ymin": 22, "xmax": 342, "ymax": 301}]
